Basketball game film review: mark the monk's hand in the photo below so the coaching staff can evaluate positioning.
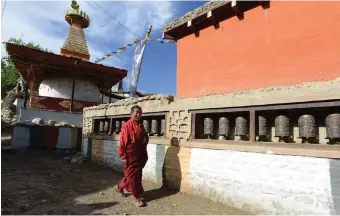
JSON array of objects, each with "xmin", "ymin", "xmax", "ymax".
[{"xmin": 122, "ymin": 159, "xmax": 128, "ymax": 165}]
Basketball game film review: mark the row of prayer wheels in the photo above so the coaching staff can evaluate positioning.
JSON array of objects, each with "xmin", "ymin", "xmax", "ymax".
[
  {"xmin": 98, "ymin": 119, "xmax": 125, "ymax": 134},
  {"xmin": 203, "ymin": 116, "xmax": 249, "ymax": 139},
  {"xmin": 98, "ymin": 119, "xmax": 166, "ymax": 136},
  {"xmin": 273, "ymin": 113, "xmax": 340, "ymax": 142},
  {"xmin": 202, "ymin": 113, "xmax": 340, "ymax": 142},
  {"xmin": 142, "ymin": 119, "xmax": 166, "ymax": 136}
]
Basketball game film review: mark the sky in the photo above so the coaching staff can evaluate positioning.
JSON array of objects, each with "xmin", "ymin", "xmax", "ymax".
[{"xmin": 1, "ymin": 0, "xmax": 206, "ymax": 95}]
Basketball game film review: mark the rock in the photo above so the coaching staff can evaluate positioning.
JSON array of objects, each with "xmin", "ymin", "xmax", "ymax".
[
  {"xmin": 58, "ymin": 121, "xmax": 70, "ymax": 127},
  {"xmin": 31, "ymin": 118, "xmax": 44, "ymax": 125},
  {"xmin": 77, "ymin": 158, "xmax": 84, "ymax": 164},
  {"xmin": 74, "ymin": 152, "xmax": 82, "ymax": 157},
  {"xmin": 20, "ymin": 190, "xmax": 27, "ymax": 195},
  {"xmin": 71, "ymin": 155, "xmax": 82, "ymax": 164},
  {"xmin": 41, "ymin": 199, "xmax": 48, "ymax": 203},
  {"xmin": 47, "ymin": 120, "xmax": 57, "ymax": 126}
]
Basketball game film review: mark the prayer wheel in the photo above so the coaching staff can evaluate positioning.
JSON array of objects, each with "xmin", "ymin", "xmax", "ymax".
[
  {"xmin": 143, "ymin": 120, "xmax": 150, "ymax": 133},
  {"xmin": 160, "ymin": 119, "xmax": 165, "ymax": 136},
  {"xmin": 275, "ymin": 115, "xmax": 291, "ymax": 137},
  {"xmin": 258, "ymin": 116, "xmax": 269, "ymax": 137},
  {"xmin": 151, "ymin": 119, "xmax": 159, "ymax": 135},
  {"xmin": 121, "ymin": 120, "xmax": 126, "ymax": 128},
  {"xmin": 115, "ymin": 120, "xmax": 121, "ymax": 134},
  {"xmin": 218, "ymin": 117, "xmax": 230, "ymax": 137},
  {"xmin": 203, "ymin": 117, "xmax": 214, "ymax": 137},
  {"xmin": 235, "ymin": 116, "xmax": 248, "ymax": 136},
  {"xmin": 104, "ymin": 120, "xmax": 109, "ymax": 133},
  {"xmin": 99, "ymin": 121, "xmax": 104, "ymax": 132},
  {"xmin": 298, "ymin": 115, "xmax": 317, "ymax": 139},
  {"xmin": 326, "ymin": 113, "xmax": 340, "ymax": 139}
]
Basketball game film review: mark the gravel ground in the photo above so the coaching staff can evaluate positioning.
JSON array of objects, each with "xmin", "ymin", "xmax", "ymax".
[{"xmin": 1, "ymin": 146, "xmax": 251, "ymax": 215}]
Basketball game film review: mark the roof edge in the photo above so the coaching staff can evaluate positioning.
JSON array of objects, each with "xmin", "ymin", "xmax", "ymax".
[
  {"xmin": 163, "ymin": 0, "xmax": 232, "ymax": 34},
  {"xmin": 5, "ymin": 42, "xmax": 128, "ymax": 74}
]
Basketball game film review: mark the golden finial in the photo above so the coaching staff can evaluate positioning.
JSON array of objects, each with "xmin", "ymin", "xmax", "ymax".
[{"xmin": 71, "ymin": 0, "xmax": 79, "ymax": 10}]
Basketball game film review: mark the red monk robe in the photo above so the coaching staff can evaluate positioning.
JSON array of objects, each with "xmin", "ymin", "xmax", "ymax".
[{"xmin": 116, "ymin": 118, "xmax": 149, "ymax": 206}]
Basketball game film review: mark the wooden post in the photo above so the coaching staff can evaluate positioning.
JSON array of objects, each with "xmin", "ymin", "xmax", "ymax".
[
  {"xmin": 249, "ymin": 109, "xmax": 256, "ymax": 142},
  {"xmin": 109, "ymin": 118, "xmax": 114, "ymax": 135},
  {"xmin": 27, "ymin": 65, "xmax": 37, "ymax": 109},
  {"xmin": 70, "ymin": 80, "xmax": 75, "ymax": 112},
  {"xmin": 23, "ymin": 82, "xmax": 28, "ymax": 108},
  {"xmin": 190, "ymin": 113, "xmax": 196, "ymax": 140},
  {"xmin": 145, "ymin": 24, "xmax": 152, "ymax": 40}
]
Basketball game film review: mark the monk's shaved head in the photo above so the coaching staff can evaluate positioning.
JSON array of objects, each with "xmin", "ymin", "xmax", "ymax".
[
  {"xmin": 131, "ymin": 105, "xmax": 142, "ymax": 121},
  {"xmin": 131, "ymin": 105, "xmax": 142, "ymax": 114}
]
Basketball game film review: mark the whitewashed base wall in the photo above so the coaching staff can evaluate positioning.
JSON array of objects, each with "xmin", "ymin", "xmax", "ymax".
[
  {"xmin": 189, "ymin": 148, "xmax": 339, "ymax": 215},
  {"xmin": 82, "ymin": 138, "xmax": 339, "ymax": 215},
  {"xmin": 11, "ymin": 126, "xmax": 30, "ymax": 148}
]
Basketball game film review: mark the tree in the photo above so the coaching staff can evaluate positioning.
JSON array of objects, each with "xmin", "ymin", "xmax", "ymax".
[{"xmin": 1, "ymin": 38, "xmax": 51, "ymax": 98}]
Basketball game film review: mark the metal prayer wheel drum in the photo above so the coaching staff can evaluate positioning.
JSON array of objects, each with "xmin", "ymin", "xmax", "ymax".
[
  {"xmin": 258, "ymin": 116, "xmax": 269, "ymax": 136},
  {"xmin": 275, "ymin": 115, "xmax": 291, "ymax": 137},
  {"xmin": 115, "ymin": 121, "xmax": 121, "ymax": 134},
  {"xmin": 326, "ymin": 113, "xmax": 340, "ymax": 139},
  {"xmin": 151, "ymin": 119, "xmax": 159, "ymax": 135},
  {"xmin": 203, "ymin": 117, "xmax": 214, "ymax": 137},
  {"xmin": 121, "ymin": 120, "xmax": 126, "ymax": 128},
  {"xmin": 99, "ymin": 121, "xmax": 104, "ymax": 132},
  {"xmin": 298, "ymin": 115, "xmax": 317, "ymax": 139},
  {"xmin": 160, "ymin": 119, "xmax": 165, "ymax": 135},
  {"xmin": 218, "ymin": 117, "xmax": 230, "ymax": 136},
  {"xmin": 235, "ymin": 116, "xmax": 248, "ymax": 136},
  {"xmin": 143, "ymin": 120, "xmax": 150, "ymax": 133}
]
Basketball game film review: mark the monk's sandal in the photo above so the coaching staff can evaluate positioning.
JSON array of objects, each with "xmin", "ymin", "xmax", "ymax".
[
  {"xmin": 133, "ymin": 198, "xmax": 145, "ymax": 207},
  {"xmin": 114, "ymin": 185, "xmax": 125, "ymax": 197}
]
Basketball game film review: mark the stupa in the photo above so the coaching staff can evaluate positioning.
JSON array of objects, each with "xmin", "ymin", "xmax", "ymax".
[{"xmin": 5, "ymin": 0, "xmax": 128, "ymax": 113}]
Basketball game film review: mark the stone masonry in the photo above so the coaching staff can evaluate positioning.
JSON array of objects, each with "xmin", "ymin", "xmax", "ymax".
[{"xmin": 82, "ymin": 78, "xmax": 340, "ymax": 215}]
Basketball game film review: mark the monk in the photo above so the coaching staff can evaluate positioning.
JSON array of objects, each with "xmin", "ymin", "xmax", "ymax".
[{"xmin": 114, "ymin": 105, "xmax": 149, "ymax": 207}]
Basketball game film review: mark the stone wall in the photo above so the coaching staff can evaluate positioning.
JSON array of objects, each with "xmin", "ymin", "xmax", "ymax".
[
  {"xmin": 82, "ymin": 79, "xmax": 340, "ymax": 215},
  {"xmin": 20, "ymin": 108, "xmax": 83, "ymax": 127},
  {"xmin": 83, "ymin": 78, "xmax": 340, "ymax": 138}
]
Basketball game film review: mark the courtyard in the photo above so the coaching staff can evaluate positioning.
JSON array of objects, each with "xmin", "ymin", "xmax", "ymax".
[{"xmin": 1, "ymin": 137, "xmax": 250, "ymax": 215}]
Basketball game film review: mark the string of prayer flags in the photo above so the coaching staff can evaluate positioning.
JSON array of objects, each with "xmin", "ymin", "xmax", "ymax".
[
  {"xmin": 94, "ymin": 39, "xmax": 141, "ymax": 63},
  {"xmin": 148, "ymin": 38, "xmax": 177, "ymax": 44},
  {"xmin": 94, "ymin": 38, "xmax": 176, "ymax": 64}
]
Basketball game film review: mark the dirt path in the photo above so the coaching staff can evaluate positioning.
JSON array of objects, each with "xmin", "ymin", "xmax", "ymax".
[{"xmin": 1, "ymin": 148, "xmax": 250, "ymax": 215}]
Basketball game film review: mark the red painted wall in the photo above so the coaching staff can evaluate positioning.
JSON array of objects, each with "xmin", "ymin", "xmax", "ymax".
[{"xmin": 177, "ymin": 2, "xmax": 340, "ymax": 98}]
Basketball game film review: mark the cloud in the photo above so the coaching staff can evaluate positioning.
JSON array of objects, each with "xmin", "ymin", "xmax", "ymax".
[{"xmin": 1, "ymin": 0, "xmax": 174, "ymax": 72}]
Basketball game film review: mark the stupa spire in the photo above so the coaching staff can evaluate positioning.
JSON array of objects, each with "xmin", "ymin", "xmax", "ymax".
[{"xmin": 60, "ymin": 0, "xmax": 91, "ymax": 61}]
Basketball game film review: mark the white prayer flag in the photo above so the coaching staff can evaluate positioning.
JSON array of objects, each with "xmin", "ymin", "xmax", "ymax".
[{"xmin": 129, "ymin": 39, "xmax": 147, "ymax": 98}]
